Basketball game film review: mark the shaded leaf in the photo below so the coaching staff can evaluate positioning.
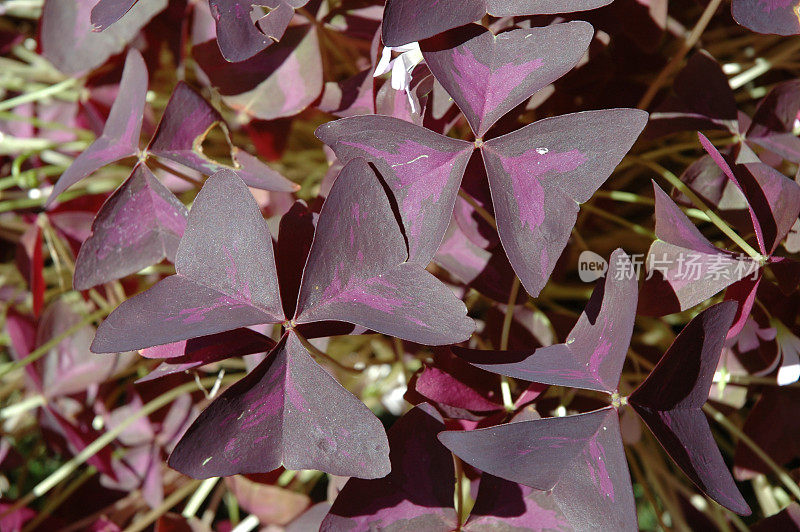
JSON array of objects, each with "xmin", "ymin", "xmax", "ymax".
[
  {"xmin": 47, "ymin": 49, "xmax": 147, "ymax": 205},
  {"xmin": 168, "ymin": 333, "xmax": 390, "ymax": 479},
  {"xmin": 74, "ymin": 164, "xmax": 188, "ymax": 290},
  {"xmin": 482, "ymin": 109, "xmax": 648, "ymax": 296},
  {"xmin": 421, "ymin": 21, "xmax": 594, "ymax": 137}
]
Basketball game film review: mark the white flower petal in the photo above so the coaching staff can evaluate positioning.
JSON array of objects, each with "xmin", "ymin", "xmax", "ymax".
[{"xmin": 374, "ymin": 46, "xmax": 394, "ymax": 77}]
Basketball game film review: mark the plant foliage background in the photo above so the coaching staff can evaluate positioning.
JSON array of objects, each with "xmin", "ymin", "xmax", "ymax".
[{"xmin": 1, "ymin": 0, "xmax": 800, "ymax": 530}]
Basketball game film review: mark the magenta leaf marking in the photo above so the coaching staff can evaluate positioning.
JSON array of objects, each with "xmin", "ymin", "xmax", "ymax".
[
  {"xmin": 168, "ymin": 333, "xmax": 390, "ymax": 480},
  {"xmin": 47, "ymin": 49, "xmax": 147, "ymax": 206},
  {"xmin": 73, "ymin": 164, "xmax": 188, "ymax": 290}
]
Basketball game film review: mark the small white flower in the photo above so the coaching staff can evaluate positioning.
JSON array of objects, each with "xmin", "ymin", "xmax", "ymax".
[
  {"xmin": 374, "ymin": 43, "xmax": 424, "ymax": 113},
  {"xmin": 773, "ymin": 319, "xmax": 800, "ymax": 386}
]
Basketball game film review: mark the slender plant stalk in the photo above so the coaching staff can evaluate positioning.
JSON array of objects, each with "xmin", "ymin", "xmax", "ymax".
[
  {"xmin": 704, "ymin": 403, "xmax": 800, "ymax": 502},
  {"xmin": 638, "ymin": 0, "xmax": 724, "ymax": 108},
  {"xmin": 633, "ymin": 157, "xmax": 765, "ymax": 262},
  {"xmin": 182, "ymin": 477, "xmax": 220, "ymax": 519},
  {"xmin": 457, "ymin": 189, "xmax": 496, "ymax": 229},
  {"xmin": 294, "ymin": 330, "xmax": 362, "ymax": 373},
  {"xmin": 0, "ymin": 375, "xmax": 240, "ymax": 519},
  {"xmin": 0, "ymin": 78, "xmax": 78, "ymax": 113},
  {"xmin": 123, "ymin": 479, "xmax": 203, "ymax": 532}
]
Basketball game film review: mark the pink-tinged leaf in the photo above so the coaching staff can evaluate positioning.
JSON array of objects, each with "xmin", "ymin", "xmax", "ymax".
[
  {"xmin": 321, "ymin": 403, "xmax": 458, "ymax": 531},
  {"xmin": 422, "ymin": 22, "xmax": 594, "ymax": 137},
  {"xmin": 40, "ymin": 0, "xmax": 166, "ymax": 75},
  {"xmin": 294, "ymin": 158, "xmax": 474, "ymax": 345},
  {"xmin": 413, "ymin": 350, "xmax": 504, "ymax": 412},
  {"xmin": 147, "ymin": 82, "xmax": 298, "ymax": 192},
  {"xmin": 732, "ymin": 0, "xmax": 800, "ymax": 35},
  {"xmin": 458, "ymin": 249, "xmax": 637, "ymax": 394},
  {"xmin": 381, "ymin": 0, "xmax": 611, "ymax": 46},
  {"xmin": 440, "ymin": 407, "xmax": 637, "ymax": 531},
  {"xmin": 45, "ymin": 406, "xmax": 118, "ymax": 480},
  {"xmin": 37, "ymin": 299, "xmax": 124, "ymax": 397},
  {"xmin": 482, "ymin": 109, "xmax": 648, "ymax": 297},
  {"xmin": 698, "ymin": 134, "xmax": 767, "ymax": 254},
  {"xmin": 47, "ymin": 49, "xmax": 147, "ymax": 205},
  {"xmin": 136, "ymin": 329, "xmax": 275, "ymax": 383},
  {"xmin": 90, "ymin": 0, "xmax": 138, "ymax": 31},
  {"xmin": 225, "ymin": 476, "xmax": 310, "ymax": 525},
  {"xmin": 16, "ymin": 224, "xmax": 44, "ymax": 317},
  {"xmin": 73, "ymin": 164, "xmax": 188, "ymax": 290},
  {"xmin": 724, "ymin": 276, "xmax": 762, "ymax": 339},
  {"xmin": 639, "ymin": 182, "xmax": 761, "ymax": 314},
  {"xmin": 735, "ymin": 162, "xmax": 800, "ymax": 255},
  {"xmin": 92, "ymin": 169, "xmax": 284, "ymax": 353},
  {"xmin": 381, "ymin": 0, "xmax": 485, "ymax": 47},
  {"xmin": 464, "ymin": 475, "xmax": 571, "ymax": 531},
  {"xmin": 168, "ymin": 333, "xmax": 390, "ymax": 479},
  {"xmin": 318, "ymin": 69, "xmax": 375, "ymax": 118},
  {"xmin": 209, "ymin": 0, "xmax": 309, "ymax": 62},
  {"xmin": 315, "ymin": 115, "xmax": 473, "ymax": 265},
  {"xmin": 193, "ymin": 25, "xmax": 322, "ymax": 120},
  {"xmin": 629, "ymin": 301, "xmax": 751, "ymax": 515}
]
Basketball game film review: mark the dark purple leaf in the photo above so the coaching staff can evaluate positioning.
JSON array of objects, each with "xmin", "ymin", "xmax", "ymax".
[
  {"xmin": 90, "ymin": 0, "xmax": 138, "ymax": 31},
  {"xmin": 482, "ymin": 109, "xmax": 648, "ymax": 297},
  {"xmin": 147, "ymin": 82, "xmax": 298, "ymax": 192},
  {"xmin": 746, "ymin": 80, "xmax": 800, "ymax": 157},
  {"xmin": 464, "ymin": 474, "xmax": 571, "ymax": 530},
  {"xmin": 294, "ymin": 158, "xmax": 475, "ymax": 346},
  {"xmin": 381, "ymin": 0, "xmax": 612, "ymax": 46},
  {"xmin": 136, "ymin": 328, "xmax": 275, "ymax": 383},
  {"xmin": 457, "ymin": 249, "xmax": 637, "ymax": 394},
  {"xmin": 751, "ymin": 503, "xmax": 800, "ymax": 531},
  {"xmin": 73, "ymin": 164, "xmax": 188, "ymax": 290},
  {"xmin": 315, "ymin": 115, "xmax": 473, "ymax": 265},
  {"xmin": 46, "ymin": 49, "xmax": 147, "ymax": 205},
  {"xmin": 732, "ymin": 0, "xmax": 800, "ymax": 35},
  {"xmin": 209, "ymin": 0, "xmax": 309, "ymax": 62},
  {"xmin": 641, "ymin": 182, "xmax": 760, "ymax": 313},
  {"xmin": 413, "ymin": 350, "xmax": 504, "ymax": 412},
  {"xmin": 193, "ymin": 25, "xmax": 322, "ymax": 120},
  {"xmin": 92, "ymin": 169, "xmax": 284, "ymax": 353},
  {"xmin": 629, "ymin": 301, "xmax": 751, "ymax": 515},
  {"xmin": 321, "ymin": 403, "xmax": 458, "ymax": 531},
  {"xmin": 439, "ymin": 407, "xmax": 637, "ymax": 531},
  {"xmin": 421, "ymin": 21, "xmax": 594, "ymax": 137},
  {"xmin": 733, "ymin": 388, "xmax": 800, "ymax": 480},
  {"xmin": 168, "ymin": 332, "xmax": 390, "ymax": 479},
  {"xmin": 40, "ymin": 0, "xmax": 166, "ymax": 74},
  {"xmin": 276, "ymin": 201, "xmax": 316, "ymax": 319},
  {"xmin": 647, "ymin": 51, "xmax": 738, "ymax": 137}
]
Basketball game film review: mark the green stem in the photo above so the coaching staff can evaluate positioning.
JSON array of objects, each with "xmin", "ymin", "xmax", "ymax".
[
  {"xmin": 582, "ymin": 203, "xmax": 657, "ymax": 239},
  {"xmin": 123, "ymin": 480, "xmax": 203, "ymax": 532},
  {"xmin": 0, "ymin": 78, "xmax": 78, "ymax": 113},
  {"xmin": 633, "ymin": 158, "xmax": 765, "ymax": 262},
  {"xmin": 182, "ymin": 477, "xmax": 220, "ymax": 518},
  {"xmin": 704, "ymin": 403, "xmax": 800, "ymax": 501},
  {"xmin": 499, "ymin": 277, "xmax": 521, "ymax": 412},
  {"xmin": 293, "ymin": 330, "xmax": 362, "ymax": 373},
  {"xmin": 0, "ymin": 375, "xmax": 239, "ymax": 518},
  {"xmin": 593, "ymin": 190, "xmax": 710, "ymax": 221}
]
